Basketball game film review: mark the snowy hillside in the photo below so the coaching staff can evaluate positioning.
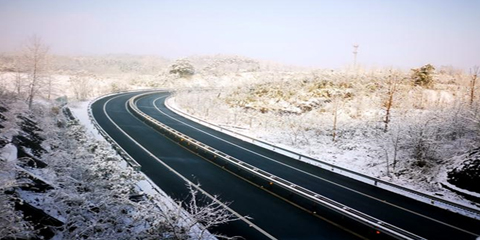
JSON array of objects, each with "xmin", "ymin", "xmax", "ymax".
[
  {"xmin": 0, "ymin": 97, "xmax": 236, "ymax": 239},
  {"xmin": 173, "ymin": 66, "xmax": 480, "ymax": 212}
]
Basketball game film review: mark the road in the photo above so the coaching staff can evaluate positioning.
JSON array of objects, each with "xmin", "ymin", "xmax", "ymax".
[{"xmin": 92, "ymin": 91, "xmax": 480, "ymax": 240}]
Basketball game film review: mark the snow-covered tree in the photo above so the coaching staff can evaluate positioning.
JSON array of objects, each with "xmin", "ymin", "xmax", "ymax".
[
  {"xmin": 169, "ymin": 59, "xmax": 195, "ymax": 78},
  {"xmin": 20, "ymin": 35, "xmax": 50, "ymax": 108},
  {"xmin": 70, "ymin": 74, "xmax": 94, "ymax": 100},
  {"xmin": 469, "ymin": 66, "xmax": 479, "ymax": 107},
  {"xmin": 383, "ymin": 71, "xmax": 401, "ymax": 132}
]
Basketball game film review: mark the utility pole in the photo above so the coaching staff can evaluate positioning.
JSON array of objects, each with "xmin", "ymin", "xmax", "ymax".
[{"xmin": 353, "ymin": 44, "xmax": 359, "ymax": 69}]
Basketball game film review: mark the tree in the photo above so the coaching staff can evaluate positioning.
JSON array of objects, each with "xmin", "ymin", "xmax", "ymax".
[
  {"xmin": 185, "ymin": 183, "xmax": 244, "ymax": 239},
  {"xmin": 379, "ymin": 122, "xmax": 403, "ymax": 176},
  {"xmin": 22, "ymin": 35, "xmax": 49, "ymax": 109},
  {"xmin": 45, "ymin": 76, "xmax": 55, "ymax": 100},
  {"xmin": 469, "ymin": 66, "xmax": 479, "ymax": 107},
  {"xmin": 70, "ymin": 74, "xmax": 93, "ymax": 100},
  {"xmin": 411, "ymin": 64, "xmax": 435, "ymax": 88},
  {"xmin": 284, "ymin": 114, "xmax": 310, "ymax": 146},
  {"xmin": 169, "ymin": 59, "xmax": 195, "ymax": 78},
  {"xmin": 383, "ymin": 71, "xmax": 400, "ymax": 132},
  {"xmin": 331, "ymin": 92, "xmax": 344, "ymax": 142},
  {"xmin": 405, "ymin": 117, "xmax": 438, "ymax": 168},
  {"xmin": 14, "ymin": 71, "xmax": 24, "ymax": 96}
]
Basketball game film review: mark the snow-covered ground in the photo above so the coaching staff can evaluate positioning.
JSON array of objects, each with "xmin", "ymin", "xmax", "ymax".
[
  {"xmin": 0, "ymin": 97, "xmax": 230, "ymax": 239},
  {"xmin": 170, "ymin": 85, "xmax": 480, "ymax": 220},
  {"xmin": 69, "ymin": 101, "xmax": 103, "ymax": 140}
]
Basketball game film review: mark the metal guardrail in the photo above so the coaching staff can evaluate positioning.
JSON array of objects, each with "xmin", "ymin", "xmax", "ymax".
[
  {"xmin": 165, "ymin": 94, "xmax": 480, "ymax": 219},
  {"xmin": 86, "ymin": 91, "xmax": 223, "ymax": 240},
  {"xmin": 87, "ymin": 92, "xmax": 142, "ymax": 171},
  {"xmin": 129, "ymin": 91, "xmax": 425, "ymax": 240}
]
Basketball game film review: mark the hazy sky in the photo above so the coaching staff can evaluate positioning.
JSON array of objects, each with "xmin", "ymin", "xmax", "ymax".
[{"xmin": 1, "ymin": 0, "xmax": 479, "ymax": 69}]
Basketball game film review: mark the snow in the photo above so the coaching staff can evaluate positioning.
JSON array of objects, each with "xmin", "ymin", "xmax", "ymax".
[
  {"xmin": 69, "ymin": 101, "xmax": 103, "ymax": 140},
  {"xmin": 0, "ymin": 144, "xmax": 17, "ymax": 162},
  {"xmin": 0, "ymin": 95, "xmax": 225, "ymax": 239},
  {"xmin": 2, "ymin": 55, "xmax": 479, "ymax": 237},
  {"xmin": 168, "ymin": 93, "xmax": 480, "ymax": 220}
]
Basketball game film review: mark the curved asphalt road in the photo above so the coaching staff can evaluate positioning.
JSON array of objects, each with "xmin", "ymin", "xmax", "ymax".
[
  {"xmin": 91, "ymin": 92, "xmax": 362, "ymax": 240},
  {"xmin": 92, "ymin": 91, "xmax": 480, "ymax": 240}
]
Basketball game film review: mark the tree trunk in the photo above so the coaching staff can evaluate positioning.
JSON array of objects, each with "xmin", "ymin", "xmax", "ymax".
[
  {"xmin": 332, "ymin": 98, "xmax": 339, "ymax": 142},
  {"xmin": 384, "ymin": 93, "xmax": 393, "ymax": 132},
  {"xmin": 384, "ymin": 74, "xmax": 398, "ymax": 132},
  {"xmin": 27, "ymin": 60, "xmax": 37, "ymax": 109},
  {"xmin": 470, "ymin": 66, "xmax": 478, "ymax": 107}
]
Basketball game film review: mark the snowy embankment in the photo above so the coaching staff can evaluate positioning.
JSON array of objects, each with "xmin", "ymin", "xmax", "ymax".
[
  {"xmin": 0, "ymin": 98, "xmax": 219, "ymax": 240},
  {"xmin": 168, "ymin": 94, "xmax": 480, "ymax": 220}
]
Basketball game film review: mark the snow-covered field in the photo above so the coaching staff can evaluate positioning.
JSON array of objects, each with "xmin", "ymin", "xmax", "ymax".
[{"xmin": 170, "ymin": 69, "xmax": 480, "ymax": 218}]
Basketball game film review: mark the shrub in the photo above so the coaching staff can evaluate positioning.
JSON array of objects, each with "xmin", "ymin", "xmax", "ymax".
[
  {"xmin": 169, "ymin": 59, "xmax": 195, "ymax": 78},
  {"xmin": 411, "ymin": 64, "xmax": 435, "ymax": 88}
]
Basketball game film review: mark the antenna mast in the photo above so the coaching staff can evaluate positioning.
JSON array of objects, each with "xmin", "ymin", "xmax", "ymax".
[{"xmin": 353, "ymin": 44, "xmax": 359, "ymax": 68}]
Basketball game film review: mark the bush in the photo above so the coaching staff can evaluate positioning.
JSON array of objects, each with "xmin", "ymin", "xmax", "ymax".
[
  {"xmin": 169, "ymin": 59, "xmax": 195, "ymax": 78},
  {"xmin": 411, "ymin": 64, "xmax": 435, "ymax": 88}
]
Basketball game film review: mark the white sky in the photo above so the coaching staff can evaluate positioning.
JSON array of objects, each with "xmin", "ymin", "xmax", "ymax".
[{"xmin": 1, "ymin": 0, "xmax": 479, "ymax": 69}]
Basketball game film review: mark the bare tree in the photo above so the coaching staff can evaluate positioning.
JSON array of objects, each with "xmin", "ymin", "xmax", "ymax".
[
  {"xmin": 284, "ymin": 115, "xmax": 310, "ymax": 146},
  {"xmin": 331, "ymin": 92, "xmax": 344, "ymax": 142},
  {"xmin": 406, "ymin": 117, "xmax": 439, "ymax": 168},
  {"xmin": 390, "ymin": 126, "xmax": 401, "ymax": 170},
  {"xmin": 22, "ymin": 35, "xmax": 49, "ymax": 108},
  {"xmin": 384, "ymin": 71, "xmax": 400, "ymax": 132},
  {"xmin": 14, "ymin": 71, "xmax": 24, "ymax": 96},
  {"xmin": 470, "ymin": 66, "xmax": 479, "ymax": 107},
  {"xmin": 70, "ymin": 74, "xmax": 94, "ymax": 100},
  {"xmin": 381, "ymin": 123, "xmax": 402, "ymax": 173},
  {"xmin": 379, "ymin": 144, "xmax": 392, "ymax": 177},
  {"xmin": 161, "ymin": 183, "xmax": 244, "ymax": 239},
  {"xmin": 45, "ymin": 76, "xmax": 54, "ymax": 100}
]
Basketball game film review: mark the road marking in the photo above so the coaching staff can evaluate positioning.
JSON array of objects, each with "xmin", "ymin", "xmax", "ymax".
[
  {"xmin": 129, "ymin": 93, "xmax": 370, "ymax": 239},
  {"xmin": 99, "ymin": 93, "xmax": 277, "ymax": 240},
  {"xmin": 158, "ymin": 128, "xmax": 369, "ymax": 240},
  {"xmin": 139, "ymin": 92, "xmax": 479, "ymax": 237}
]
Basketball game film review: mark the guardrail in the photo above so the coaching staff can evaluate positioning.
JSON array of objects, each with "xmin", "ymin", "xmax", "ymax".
[
  {"xmin": 165, "ymin": 94, "xmax": 480, "ymax": 220},
  {"xmin": 87, "ymin": 92, "xmax": 142, "ymax": 171},
  {"xmin": 129, "ymin": 91, "xmax": 425, "ymax": 240},
  {"xmin": 85, "ymin": 91, "xmax": 220, "ymax": 239}
]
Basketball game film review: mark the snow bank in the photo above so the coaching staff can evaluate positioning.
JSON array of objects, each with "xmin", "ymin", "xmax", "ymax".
[{"xmin": 69, "ymin": 101, "xmax": 103, "ymax": 140}]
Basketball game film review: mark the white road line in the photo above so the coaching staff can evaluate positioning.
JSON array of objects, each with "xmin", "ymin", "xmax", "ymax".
[
  {"xmin": 100, "ymin": 93, "xmax": 277, "ymax": 240},
  {"xmin": 141, "ymin": 93, "xmax": 478, "ymax": 237}
]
